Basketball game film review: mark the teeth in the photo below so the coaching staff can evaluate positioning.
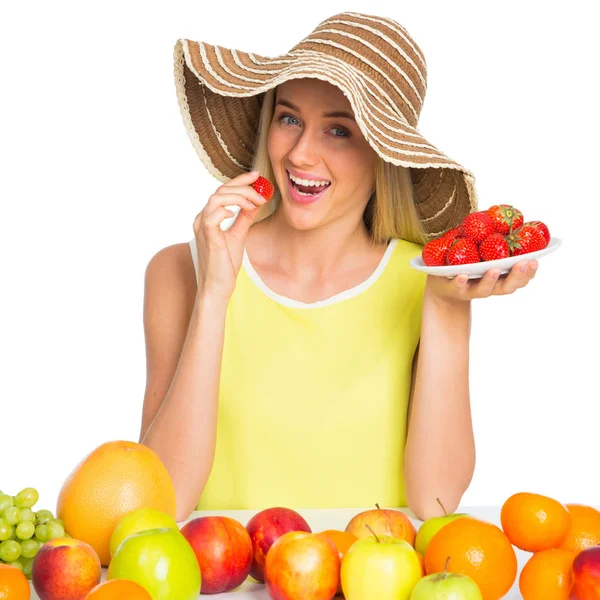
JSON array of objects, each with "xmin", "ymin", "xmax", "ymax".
[{"xmin": 288, "ymin": 171, "xmax": 331, "ymax": 187}]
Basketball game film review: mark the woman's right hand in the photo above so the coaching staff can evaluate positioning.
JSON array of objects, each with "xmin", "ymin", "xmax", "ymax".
[{"xmin": 193, "ymin": 170, "xmax": 269, "ymax": 301}]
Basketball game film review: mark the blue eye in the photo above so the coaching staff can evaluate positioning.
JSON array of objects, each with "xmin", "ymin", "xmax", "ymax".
[{"xmin": 277, "ymin": 113, "xmax": 350, "ymax": 138}]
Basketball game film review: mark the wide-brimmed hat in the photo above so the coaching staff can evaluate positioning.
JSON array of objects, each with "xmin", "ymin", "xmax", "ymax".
[{"xmin": 173, "ymin": 11, "xmax": 479, "ymax": 237}]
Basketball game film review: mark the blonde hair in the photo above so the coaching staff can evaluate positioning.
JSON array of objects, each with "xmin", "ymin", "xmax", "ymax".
[{"xmin": 251, "ymin": 86, "xmax": 427, "ymax": 247}]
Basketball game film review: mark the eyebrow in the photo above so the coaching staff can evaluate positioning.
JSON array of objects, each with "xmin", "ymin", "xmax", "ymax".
[{"xmin": 275, "ymin": 99, "xmax": 356, "ymax": 122}]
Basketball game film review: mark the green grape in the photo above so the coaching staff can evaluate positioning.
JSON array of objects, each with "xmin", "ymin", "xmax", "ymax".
[
  {"xmin": 3, "ymin": 507, "xmax": 20, "ymax": 526},
  {"xmin": 0, "ymin": 494, "xmax": 14, "ymax": 513},
  {"xmin": 53, "ymin": 518, "xmax": 65, "ymax": 529},
  {"xmin": 15, "ymin": 521, "xmax": 35, "ymax": 540},
  {"xmin": 47, "ymin": 521, "xmax": 65, "ymax": 540},
  {"xmin": 63, "ymin": 532, "xmax": 71, "ymax": 538},
  {"xmin": 20, "ymin": 539, "xmax": 39, "ymax": 559},
  {"xmin": 35, "ymin": 524, "xmax": 49, "ymax": 542},
  {"xmin": 7, "ymin": 559, "xmax": 24, "ymax": 573},
  {"xmin": 14, "ymin": 488, "xmax": 39, "ymax": 509},
  {"xmin": 0, "ymin": 540, "xmax": 22, "ymax": 562},
  {"xmin": 18, "ymin": 508, "xmax": 35, "ymax": 523},
  {"xmin": 35, "ymin": 509, "xmax": 54, "ymax": 525},
  {"xmin": 0, "ymin": 518, "xmax": 12, "ymax": 541},
  {"xmin": 19, "ymin": 555, "xmax": 34, "ymax": 578}
]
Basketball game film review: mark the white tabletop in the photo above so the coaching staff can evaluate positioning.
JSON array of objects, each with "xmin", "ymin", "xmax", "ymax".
[{"xmin": 28, "ymin": 506, "xmax": 545, "ymax": 599}]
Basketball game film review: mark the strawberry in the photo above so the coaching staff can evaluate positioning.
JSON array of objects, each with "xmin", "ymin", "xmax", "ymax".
[
  {"xmin": 505, "ymin": 225, "xmax": 548, "ymax": 256},
  {"xmin": 479, "ymin": 233, "xmax": 510, "ymax": 261},
  {"xmin": 523, "ymin": 220, "xmax": 551, "ymax": 245},
  {"xmin": 446, "ymin": 237, "xmax": 481, "ymax": 265},
  {"xmin": 486, "ymin": 204, "xmax": 524, "ymax": 234},
  {"xmin": 461, "ymin": 211, "xmax": 496, "ymax": 243},
  {"xmin": 422, "ymin": 235, "xmax": 455, "ymax": 266},
  {"xmin": 252, "ymin": 175, "xmax": 275, "ymax": 201},
  {"xmin": 441, "ymin": 227, "xmax": 462, "ymax": 242}
]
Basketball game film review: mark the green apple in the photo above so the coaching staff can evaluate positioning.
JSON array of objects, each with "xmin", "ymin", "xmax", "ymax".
[
  {"xmin": 341, "ymin": 529, "xmax": 422, "ymax": 600},
  {"xmin": 109, "ymin": 508, "xmax": 178, "ymax": 557},
  {"xmin": 108, "ymin": 527, "xmax": 201, "ymax": 600},
  {"xmin": 415, "ymin": 499, "xmax": 469, "ymax": 556},
  {"xmin": 410, "ymin": 561, "xmax": 483, "ymax": 599}
]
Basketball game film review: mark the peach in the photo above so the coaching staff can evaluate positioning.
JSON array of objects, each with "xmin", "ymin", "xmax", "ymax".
[
  {"xmin": 571, "ymin": 546, "xmax": 600, "ymax": 599},
  {"xmin": 180, "ymin": 516, "xmax": 253, "ymax": 594},
  {"xmin": 32, "ymin": 537, "xmax": 101, "ymax": 600},
  {"xmin": 345, "ymin": 504, "xmax": 417, "ymax": 546},
  {"xmin": 246, "ymin": 507, "xmax": 311, "ymax": 582},
  {"xmin": 265, "ymin": 531, "xmax": 339, "ymax": 600}
]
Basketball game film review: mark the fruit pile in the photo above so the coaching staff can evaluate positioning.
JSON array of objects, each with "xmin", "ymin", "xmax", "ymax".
[
  {"xmin": 0, "ymin": 487, "xmax": 68, "ymax": 579},
  {"xmin": 1, "ymin": 441, "xmax": 597, "ymax": 600},
  {"xmin": 422, "ymin": 204, "xmax": 551, "ymax": 266}
]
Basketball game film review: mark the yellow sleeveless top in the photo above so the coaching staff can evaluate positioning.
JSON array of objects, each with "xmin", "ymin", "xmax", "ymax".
[{"xmin": 188, "ymin": 237, "xmax": 426, "ymax": 510}]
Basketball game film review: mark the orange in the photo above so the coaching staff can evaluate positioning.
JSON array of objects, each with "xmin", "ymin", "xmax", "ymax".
[
  {"xmin": 56, "ymin": 440, "xmax": 177, "ymax": 566},
  {"xmin": 557, "ymin": 504, "xmax": 600, "ymax": 553},
  {"xmin": 424, "ymin": 517, "xmax": 517, "ymax": 600},
  {"xmin": 318, "ymin": 530, "xmax": 358, "ymax": 595},
  {"xmin": 500, "ymin": 492, "xmax": 571, "ymax": 551},
  {"xmin": 85, "ymin": 579, "xmax": 152, "ymax": 600},
  {"xmin": 519, "ymin": 548, "xmax": 576, "ymax": 600},
  {"xmin": 0, "ymin": 564, "xmax": 30, "ymax": 600}
]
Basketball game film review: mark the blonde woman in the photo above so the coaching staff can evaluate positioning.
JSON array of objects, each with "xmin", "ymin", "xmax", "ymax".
[{"xmin": 139, "ymin": 13, "xmax": 539, "ymax": 522}]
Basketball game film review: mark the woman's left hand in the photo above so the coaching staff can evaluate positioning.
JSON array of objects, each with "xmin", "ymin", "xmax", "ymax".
[{"xmin": 426, "ymin": 259, "xmax": 539, "ymax": 304}]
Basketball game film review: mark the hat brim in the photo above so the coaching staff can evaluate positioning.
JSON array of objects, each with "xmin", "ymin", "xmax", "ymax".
[{"xmin": 174, "ymin": 39, "xmax": 478, "ymax": 236}]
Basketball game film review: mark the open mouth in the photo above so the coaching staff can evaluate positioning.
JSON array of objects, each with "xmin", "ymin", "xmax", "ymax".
[{"xmin": 287, "ymin": 171, "xmax": 331, "ymax": 202}]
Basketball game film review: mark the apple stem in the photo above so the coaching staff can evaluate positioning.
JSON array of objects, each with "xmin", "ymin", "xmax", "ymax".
[
  {"xmin": 365, "ymin": 524, "xmax": 380, "ymax": 543},
  {"xmin": 436, "ymin": 497, "xmax": 448, "ymax": 517},
  {"xmin": 375, "ymin": 503, "xmax": 381, "ymax": 510},
  {"xmin": 444, "ymin": 556, "xmax": 451, "ymax": 578}
]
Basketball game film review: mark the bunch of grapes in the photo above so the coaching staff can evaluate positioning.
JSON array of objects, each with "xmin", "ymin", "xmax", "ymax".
[{"xmin": 0, "ymin": 487, "xmax": 69, "ymax": 579}]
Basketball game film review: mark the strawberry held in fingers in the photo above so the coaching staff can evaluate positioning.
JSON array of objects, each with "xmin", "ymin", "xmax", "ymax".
[
  {"xmin": 524, "ymin": 220, "xmax": 551, "ymax": 245},
  {"xmin": 486, "ymin": 204, "xmax": 524, "ymax": 234},
  {"xmin": 446, "ymin": 237, "xmax": 481, "ymax": 265},
  {"xmin": 461, "ymin": 211, "xmax": 496, "ymax": 243},
  {"xmin": 506, "ymin": 225, "xmax": 548, "ymax": 256},
  {"xmin": 479, "ymin": 232, "xmax": 510, "ymax": 261},
  {"xmin": 252, "ymin": 175, "xmax": 274, "ymax": 201}
]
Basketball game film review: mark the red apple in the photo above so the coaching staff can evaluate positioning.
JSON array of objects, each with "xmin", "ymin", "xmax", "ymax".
[
  {"xmin": 345, "ymin": 504, "xmax": 417, "ymax": 547},
  {"xmin": 265, "ymin": 531, "xmax": 339, "ymax": 600},
  {"xmin": 246, "ymin": 507, "xmax": 311, "ymax": 582},
  {"xmin": 32, "ymin": 537, "xmax": 101, "ymax": 600},
  {"xmin": 570, "ymin": 547, "xmax": 600, "ymax": 599},
  {"xmin": 179, "ymin": 516, "xmax": 252, "ymax": 594}
]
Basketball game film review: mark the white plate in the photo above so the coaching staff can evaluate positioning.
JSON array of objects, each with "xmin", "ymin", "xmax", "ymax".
[{"xmin": 410, "ymin": 237, "xmax": 562, "ymax": 279}]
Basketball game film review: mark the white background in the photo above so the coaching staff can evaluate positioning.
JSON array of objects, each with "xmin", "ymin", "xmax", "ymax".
[{"xmin": 1, "ymin": 0, "xmax": 598, "ymax": 516}]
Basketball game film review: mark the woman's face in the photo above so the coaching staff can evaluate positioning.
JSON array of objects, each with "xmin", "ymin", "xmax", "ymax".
[{"xmin": 267, "ymin": 78, "xmax": 376, "ymax": 232}]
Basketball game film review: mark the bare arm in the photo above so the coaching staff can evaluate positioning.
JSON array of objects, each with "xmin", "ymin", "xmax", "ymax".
[
  {"xmin": 139, "ymin": 244, "xmax": 229, "ymax": 521},
  {"xmin": 403, "ymin": 281, "xmax": 476, "ymax": 521}
]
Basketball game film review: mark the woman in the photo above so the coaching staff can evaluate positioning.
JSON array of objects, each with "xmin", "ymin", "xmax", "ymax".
[{"xmin": 139, "ymin": 12, "xmax": 538, "ymax": 522}]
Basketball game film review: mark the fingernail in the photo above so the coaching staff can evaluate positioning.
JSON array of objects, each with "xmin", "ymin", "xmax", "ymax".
[
  {"xmin": 458, "ymin": 275, "xmax": 468, "ymax": 284},
  {"xmin": 520, "ymin": 265, "xmax": 527, "ymax": 272},
  {"xmin": 530, "ymin": 262, "xmax": 538, "ymax": 271},
  {"xmin": 491, "ymin": 271, "xmax": 500, "ymax": 279}
]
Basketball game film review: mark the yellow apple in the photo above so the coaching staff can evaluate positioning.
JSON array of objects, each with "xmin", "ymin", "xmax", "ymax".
[{"xmin": 341, "ymin": 529, "xmax": 421, "ymax": 600}]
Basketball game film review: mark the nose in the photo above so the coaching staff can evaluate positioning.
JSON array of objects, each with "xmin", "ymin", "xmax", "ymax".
[{"xmin": 287, "ymin": 125, "xmax": 322, "ymax": 168}]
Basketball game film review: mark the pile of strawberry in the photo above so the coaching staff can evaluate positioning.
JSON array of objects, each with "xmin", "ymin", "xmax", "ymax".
[{"xmin": 422, "ymin": 204, "xmax": 551, "ymax": 266}]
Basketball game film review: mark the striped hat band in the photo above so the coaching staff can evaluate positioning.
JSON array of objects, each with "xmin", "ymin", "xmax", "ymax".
[{"xmin": 173, "ymin": 11, "xmax": 479, "ymax": 237}]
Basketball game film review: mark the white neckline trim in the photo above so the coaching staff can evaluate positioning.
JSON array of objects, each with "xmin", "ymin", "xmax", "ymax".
[{"xmin": 242, "ymin": 239, "xmax": 398, "ymax": 309}]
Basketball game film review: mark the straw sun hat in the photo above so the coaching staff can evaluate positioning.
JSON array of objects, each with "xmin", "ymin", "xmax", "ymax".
[{"xmin": 173, "ymin": 11, "xmax": 479, "ymax": 238}]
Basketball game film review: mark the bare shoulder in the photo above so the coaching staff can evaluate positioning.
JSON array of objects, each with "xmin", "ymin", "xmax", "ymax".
[{"xmin": 144, "ymin": 242, "xmax": 197, "ymax": 299}]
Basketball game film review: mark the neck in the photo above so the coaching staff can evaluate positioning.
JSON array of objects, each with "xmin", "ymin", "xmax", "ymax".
[{"xmin": 259, "ymin": 210, "xmax": 376, "ymax": 279}]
